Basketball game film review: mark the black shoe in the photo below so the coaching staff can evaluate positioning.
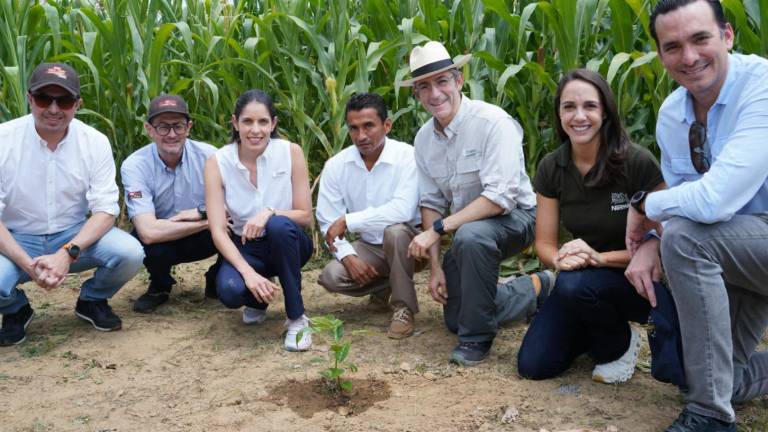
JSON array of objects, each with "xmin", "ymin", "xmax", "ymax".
[
  {"xmin": 133, "ymin": 291, "xmax": 170, "ymax": 313},
  {"xmin": 665, "ymin": 409, "xmax": 736, "ymax": 432},
  {"xmin": 0, "ymin": 304, "xmax": 35, "ymax": 346},
  {"xmin": 449, "ymin": 341, "xmax": 492, "ymax": 366},
  {"xmin": 75, "ymin": 299, "xmax": 122, "ymax": 331},
  {"xmin": 204, "ymin": 274, "xmax": 218, "ymax": 300}
]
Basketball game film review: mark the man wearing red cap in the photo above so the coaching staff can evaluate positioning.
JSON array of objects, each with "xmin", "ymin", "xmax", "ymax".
[
  {"xmin": 0, "ymin": 62, "xmax": 144, "ymax": 346},
  {"xmin": 121, "ymin": 95, "xmax": 220, "ymax": 313}
]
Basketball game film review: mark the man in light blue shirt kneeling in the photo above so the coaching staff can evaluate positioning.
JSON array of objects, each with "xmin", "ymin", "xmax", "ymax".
[
  {"xmin": 121, "ymin": 95, "xmax": 220, "ymax": 313},
  {"xmin": 625, "ymin": 1, "xmax": 768, "ymax": 431}
]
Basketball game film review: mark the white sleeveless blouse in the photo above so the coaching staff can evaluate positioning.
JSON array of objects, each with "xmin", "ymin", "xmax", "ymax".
[{"xmin": 215, "ymin": 138, "xmax": 293, "ymax": 236}]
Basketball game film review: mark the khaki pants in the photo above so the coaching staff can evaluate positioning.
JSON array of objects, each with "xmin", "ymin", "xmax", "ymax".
[{"xmin": 318, "ymin": 223, "xmax": 421, "ymax": 313}]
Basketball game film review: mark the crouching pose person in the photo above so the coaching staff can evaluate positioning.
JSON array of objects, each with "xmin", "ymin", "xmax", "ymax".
[
  {"xmin": 517, "ymin": 69, "xmax": 664, "ymax": 383},
  {"xmin": 204, "ymin": 89, "xmax": 313, "ymax": 351}
]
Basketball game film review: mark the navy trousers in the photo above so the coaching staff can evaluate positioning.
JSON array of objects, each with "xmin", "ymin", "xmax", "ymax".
[
  {"xmin": 216, "ymin": 216, "xmax": 313, "ymax": 320},
  {"xmin": 517, "ymin": 267, "xmax": 654, "ymax": 380},
  {"xmin": 132, "ymin": 229, "xmax": 221, "ymax": 293}
]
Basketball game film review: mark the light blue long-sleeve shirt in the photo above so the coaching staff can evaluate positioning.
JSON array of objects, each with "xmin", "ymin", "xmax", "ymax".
[{"xmin": 646, "ymin": 53, "xmax": 768, "ymax": 223}]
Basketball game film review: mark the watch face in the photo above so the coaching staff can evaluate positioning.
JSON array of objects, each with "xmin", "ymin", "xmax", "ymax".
[{"xmin": 68, "ymin": 245, "xmax": 80, "ymax": 258}]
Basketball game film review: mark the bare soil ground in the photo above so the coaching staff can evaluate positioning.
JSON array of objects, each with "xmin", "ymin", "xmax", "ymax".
[{"xmin": 2, "ymin": 257, "xmax": 767, "ymax": 432}]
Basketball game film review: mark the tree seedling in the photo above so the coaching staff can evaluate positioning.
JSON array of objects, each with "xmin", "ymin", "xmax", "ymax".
[{"xmin": 299, "ymin": 315, "xmax": 358, "ymax": 394}]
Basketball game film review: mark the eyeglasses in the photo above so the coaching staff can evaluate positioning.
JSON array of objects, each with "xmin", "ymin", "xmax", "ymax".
[
  {"xmin": 688, "ymin": 121, "xmax": 710, "ymax": 174},
  {"xmin": 152, "ymin": 122, "xmax": 189, "ymax": 136},
  {"xmin": 31, "ymin": 93, "xmax": 79, "ymax": 110}
]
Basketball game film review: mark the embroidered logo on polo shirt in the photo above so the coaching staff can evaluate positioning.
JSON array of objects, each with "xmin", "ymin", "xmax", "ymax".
[
  {"xmin": 611, "ymin": 192, "xmax": 629, "ymax": 211},
  {"xmin": 127, "ymin": 191, "xmax": 143, "ymax": 199}
]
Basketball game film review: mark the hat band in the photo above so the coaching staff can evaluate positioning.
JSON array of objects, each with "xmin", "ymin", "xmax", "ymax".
[{"xmin": 412, "ymin": 59, "xmax": 455, "ymax": 79}]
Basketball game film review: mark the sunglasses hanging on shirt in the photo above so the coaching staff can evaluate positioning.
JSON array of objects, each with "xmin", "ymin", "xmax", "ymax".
[{"xmin": 688, "ymin": 121, "xmax": 710, "ymax": 174}]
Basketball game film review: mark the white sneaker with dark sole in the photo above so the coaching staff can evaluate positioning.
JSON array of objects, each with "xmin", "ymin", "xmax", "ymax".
[{"xmin": 592, "ymin": 325, "xmax": 641, "ymax": 384}]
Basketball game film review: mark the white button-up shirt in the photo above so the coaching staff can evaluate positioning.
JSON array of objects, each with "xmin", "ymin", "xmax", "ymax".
[
  {"xmin": 216, "ymin": 138, "xmax": 293, "ymax": 236},
  {"xmin": 316, "ymin": 137, "xmax": 421, "ymax": 261},
  {"xmin": 0, "ymin": 114, "xmax": 119, "ymax": 235}
]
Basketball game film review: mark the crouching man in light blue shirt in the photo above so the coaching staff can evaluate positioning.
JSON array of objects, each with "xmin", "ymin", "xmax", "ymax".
[
  {"xmin": 121, "ymin": 95, "xmax": 219, "ymax": 313},
  {"xmin": 625, "ymin": 1, "xmax": 768, "ymax": 431}
]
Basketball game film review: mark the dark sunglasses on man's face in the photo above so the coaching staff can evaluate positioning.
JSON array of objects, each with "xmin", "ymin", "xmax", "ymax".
[
  {"xmin": 31, "ymin": 92, "xmax": 79, "ymax": 110},
  {"xmin": 688, "ymin": 121, "xmax": 710, "ymax": 174}
]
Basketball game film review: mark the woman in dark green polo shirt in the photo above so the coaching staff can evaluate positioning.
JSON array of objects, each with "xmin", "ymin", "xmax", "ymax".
[{"xmin": 517, "ymin": 69, "xmax": 664, "ymax": 383}]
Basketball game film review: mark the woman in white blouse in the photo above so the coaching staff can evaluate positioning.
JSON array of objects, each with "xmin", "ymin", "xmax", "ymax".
[{"xmin": 204, "ymin": 89, "xmax": 313, "ymax": 351}]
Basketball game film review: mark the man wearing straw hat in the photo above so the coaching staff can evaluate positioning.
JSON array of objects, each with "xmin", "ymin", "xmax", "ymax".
[
  {"xmin": 0, "ymin": 63, "xmax": 144, "ymax": 345},
  {"xmin": 401, "ymin": 41, "xmax": 551, "ymax": 366}
]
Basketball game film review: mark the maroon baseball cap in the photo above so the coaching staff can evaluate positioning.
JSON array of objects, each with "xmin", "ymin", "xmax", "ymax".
[
  {"xmin": 147, "ymin": 95, "xmax": 190, "ymax": 122},
  {"xmin": 28, "ymin": 63, "xmax": 81, "ymax": 96}
]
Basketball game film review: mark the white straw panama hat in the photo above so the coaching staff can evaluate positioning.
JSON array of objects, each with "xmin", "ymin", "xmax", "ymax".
[{"xmin": 396, "ymin": 41, "xmax": 472, "ymax": 87}]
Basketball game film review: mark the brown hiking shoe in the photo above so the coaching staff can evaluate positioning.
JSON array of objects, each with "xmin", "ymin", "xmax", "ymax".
[
  {"xmin": 387, "ymin": 306, "xmax": 414, "ymax": 339},
  {"xmin": 366, "ymin": 293, "xmax": 390, "ymax": 313}
]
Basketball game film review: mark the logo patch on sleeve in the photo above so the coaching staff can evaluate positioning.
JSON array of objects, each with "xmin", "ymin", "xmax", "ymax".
[{"xmin": 127, "ymin": 191, "xmax": 143, "ymax": 199}]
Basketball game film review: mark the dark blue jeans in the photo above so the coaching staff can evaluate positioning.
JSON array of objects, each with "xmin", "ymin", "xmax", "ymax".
[
  {"xmin": 517, "ymin": 267, "xmax": 654, "ymax": 380},
  {"xmin": 132, "ymin": 229, "xmax": 221, "ymax": 292},
  {"xmin": 216, "ymin": 215, "xmax": 313, "ymax": 320}
]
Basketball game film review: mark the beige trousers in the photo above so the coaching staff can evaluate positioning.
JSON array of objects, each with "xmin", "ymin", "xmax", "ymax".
[{"xmin": 318, "ymin": 223, "xmax": 421, "ymax": 313}]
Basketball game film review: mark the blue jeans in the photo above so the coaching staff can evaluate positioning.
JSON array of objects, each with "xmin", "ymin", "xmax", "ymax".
[
  {"xmin": 216, "ymin": 216, "xmax": 312, "ymax": 320},
  {"xmin": 0, "ymin": 222, "xmax": 145, "ymax": 314},
  {"xmin": 517, "ymin": 267, "xmax": 653, "ymax": 380}
]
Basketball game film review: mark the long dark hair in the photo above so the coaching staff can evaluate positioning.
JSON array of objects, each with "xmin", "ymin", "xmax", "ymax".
[
  {"xmin": 230, "ymin": 89, "xmax": 279, "ymax": 143},
  {"xmin": 554, "ymin": 69, "xmax": 629, "ymax": 187}
]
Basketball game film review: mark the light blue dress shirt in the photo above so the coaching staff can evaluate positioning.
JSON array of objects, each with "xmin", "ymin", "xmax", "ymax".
[
  {"xmin": 646, "ymin": 54, "xmax": 768, "ymax": 223},
  {"xmin": 121, "ymin": 139, "xmax": 216, "ymax": 220}
]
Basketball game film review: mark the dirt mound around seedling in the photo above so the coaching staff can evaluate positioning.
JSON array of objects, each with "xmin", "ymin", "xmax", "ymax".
[{"xmin": 265, "ymin": 376, "xmax": 391, "ymax": 418}]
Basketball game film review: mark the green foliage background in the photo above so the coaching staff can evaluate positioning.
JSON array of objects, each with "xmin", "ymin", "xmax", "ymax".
[{"xmin": 2, "ymin": 0, "xmax": 768, "ymax": 180}]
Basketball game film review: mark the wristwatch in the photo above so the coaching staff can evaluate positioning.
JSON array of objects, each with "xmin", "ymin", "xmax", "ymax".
[
  {"xmin": 63, "ymin": 243, "xmax": 81, "ymax": 262},
  {"xmin": 197, "ymin": 204, "xmax": 207, "ymax": 220},
  {"xmin": 433, "ymin": 218, "xmax": 447, "ymax": 236},
  {"xmin": 630, "ymin": 191, "xmax": 647, "ymax": 215}
]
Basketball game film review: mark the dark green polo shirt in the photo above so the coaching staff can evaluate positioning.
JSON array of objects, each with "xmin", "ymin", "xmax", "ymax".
[{"xmin": 534, "ymin": 143, "xmax": 663, "ymax": 253}]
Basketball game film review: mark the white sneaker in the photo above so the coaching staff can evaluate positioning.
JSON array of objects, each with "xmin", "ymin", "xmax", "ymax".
[
  {"xmin": 284, "ymin": 314, "xmax": 312, "ymax": 351},
  {"xmin": 592, "ymin": 325, "xmax": 641, "ymax": 384},
  {"xmin": 242, "ymin": 307, "xmax": 267, "ymax": 325}
]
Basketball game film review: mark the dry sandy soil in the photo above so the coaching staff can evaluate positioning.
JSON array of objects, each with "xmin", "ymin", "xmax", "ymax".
[{"xmin": 2, "ymin": 257, "xmax": 767, "ymax": 432}]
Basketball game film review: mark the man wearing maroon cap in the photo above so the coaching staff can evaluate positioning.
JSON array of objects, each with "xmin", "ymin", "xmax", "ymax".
[
  {"xmin": 121, "ymin": 95, "xmax": 220, "ymax": 313},
  {"xmin": 0, "ymin": 62, "xmax": 145, "ymax": 346}
]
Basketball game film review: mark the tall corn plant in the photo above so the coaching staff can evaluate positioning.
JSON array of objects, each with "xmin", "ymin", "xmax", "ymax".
[
  {"xmin": 2, "ymin": 0, "xmax": 768, "ymax": 180},
  {"xmin": 0, "ymin": 0, "xmax": 63, "ymax": 119}
]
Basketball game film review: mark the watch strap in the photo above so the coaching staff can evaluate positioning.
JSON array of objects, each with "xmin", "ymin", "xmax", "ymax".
[{"xmin": 433, "ymin": 218, "xmax": 447, "ymax": 236}]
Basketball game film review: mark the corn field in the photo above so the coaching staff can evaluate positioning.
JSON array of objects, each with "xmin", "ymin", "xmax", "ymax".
[{"xmin": 2, "ymin": 0, "xmax": 768, "ymax": 179}]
